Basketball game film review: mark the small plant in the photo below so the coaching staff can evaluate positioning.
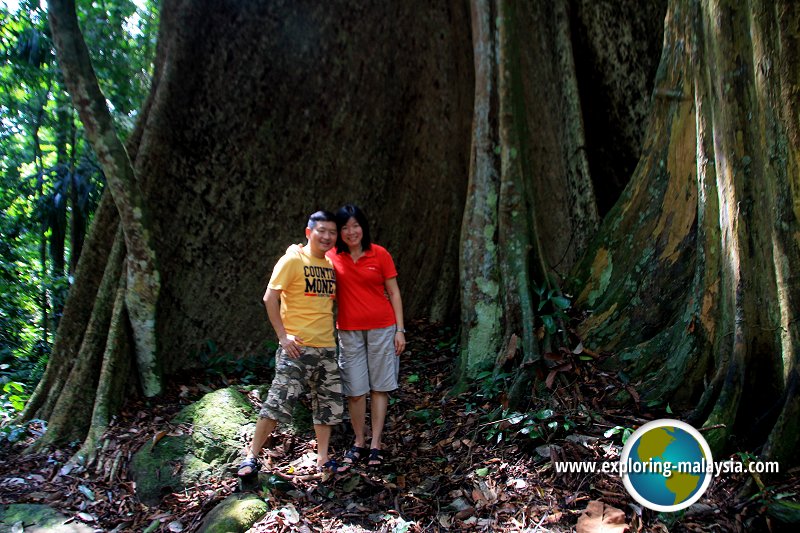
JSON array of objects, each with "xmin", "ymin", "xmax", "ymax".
[
  {"xmin": 2, "ymin": 381, "xmax": 27, "ymax": 411},
  {"xmin": 604, "ymin": 425, "xmax": 634, "ymax": 444},
  {"xmin": 534, "ymin": 284, "xmax": 571, "ymax": 335},
  {"xmin": 0, "ymin": 363, "xmax": 30, "ymax": 413},
  {"xmin": 406, "ymin": 408, "xmax": 442, "ymax": 424},
  {"xmin": 198, "ymin": 340, "xmax": 277, "ymax": 383},
  {"xmin": 475, "ymin": 369, "xmax": 512, "ymax": 400},
  {"xmin": 483, "ymin": 407, "xmax": 577, "ymax": 444}
]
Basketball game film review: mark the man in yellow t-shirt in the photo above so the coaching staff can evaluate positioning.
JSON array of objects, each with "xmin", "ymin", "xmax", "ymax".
[{"xmin": 238, "ymin": 211, "xmax": 343, "ymax": 477}]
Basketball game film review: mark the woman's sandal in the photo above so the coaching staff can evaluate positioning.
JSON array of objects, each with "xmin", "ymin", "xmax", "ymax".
[
  {"xmin": 339, "ymin": 445, "xmax": 369, "ymax": 472},
  {"xmin": 237, "ymin": 456, "xmax": 260, "ymax": 478},
  {"xmin": 367, "ymin": 448, "xmax": 388, "ymax": 468}
]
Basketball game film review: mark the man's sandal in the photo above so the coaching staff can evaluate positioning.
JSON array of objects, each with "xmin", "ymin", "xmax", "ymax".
[
  {"xmin": 339, "ymin": 445, "xmax": 369, "ymax": 472},
  {"xmin": 317, "ymin": 459, "xmax": 342, "ymax": 480},
  {"xmin": 367, "ymin": 448, "xmax": 388, "ymax": 468},
  {"xmin": 237, "ymin": 457, "xmax": 260, "ymax": 478}
]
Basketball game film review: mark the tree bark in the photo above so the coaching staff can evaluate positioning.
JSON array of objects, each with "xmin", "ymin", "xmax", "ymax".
[
  {"xmin": 21, "ymin": 194, "xmax": 119, "ymax": 423},
  {"xmin": 71, "ymin": 261, "xmax": 133, "ymax": 465},
  {"xmin": 458, "ymin": 0, "xmax": 502, "ymax": 382},
  {"xmin": 571, "ymin": 0, "xmax": 800, "ymax": 464},
  {"xmin": 133, "ymin": 0, "xmax": 472, "ymax": 371},
  {"xmin": 570, "ymin": 0, "xmax": 668, "ymax": 215}
]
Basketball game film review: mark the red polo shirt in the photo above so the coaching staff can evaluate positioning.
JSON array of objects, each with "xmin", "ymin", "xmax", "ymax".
[{"xmin": 327, "ymin": 244, "xmax": 398, "ymax": 330}]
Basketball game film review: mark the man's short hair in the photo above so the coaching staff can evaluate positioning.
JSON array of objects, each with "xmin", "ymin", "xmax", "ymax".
[{"xmin": 308, "ymin": 210, "xmax": 336, "ymax": 229}]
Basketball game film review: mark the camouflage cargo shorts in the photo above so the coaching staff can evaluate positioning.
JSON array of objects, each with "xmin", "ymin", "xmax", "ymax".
[{"xmin": 259, "ymin": 346, "xmax": 344, "ymax": 426}]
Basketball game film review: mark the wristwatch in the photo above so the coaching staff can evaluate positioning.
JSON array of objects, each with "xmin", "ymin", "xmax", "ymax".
[{"xmin": 396, "ymin": 328, "xmax": 406, "ymax": 334}]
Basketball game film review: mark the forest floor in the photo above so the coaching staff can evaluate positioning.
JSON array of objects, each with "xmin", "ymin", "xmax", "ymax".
[{"xmin": 1, "ymin": 320, "xmax": 798, "ymax": 532}]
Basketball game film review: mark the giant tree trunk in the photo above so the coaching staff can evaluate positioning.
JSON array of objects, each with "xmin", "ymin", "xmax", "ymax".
[
  {"xmin": 571, "ymin": 0, "xmax": 800, "ymax": 464},
  {"xmin": 458, "ymin": 0, "xmax": 800, "ymax": 466},
  {"xmin": 132, "ymin": 0, "xmax": 472, "ymax": 372},
  {"xmin": 29, "ymin": 0, "xmax": 474, "ymax": 450}
]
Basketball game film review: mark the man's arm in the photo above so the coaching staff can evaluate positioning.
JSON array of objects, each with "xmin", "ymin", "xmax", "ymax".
[{"xmin": 264, "ymin": 287, "xmax": 303, "ymax": 358}]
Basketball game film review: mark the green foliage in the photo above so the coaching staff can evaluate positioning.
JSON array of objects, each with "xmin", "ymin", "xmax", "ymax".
[
  {"xmin": 2, "ymin": 379, "xmax": 27, "ymax": 410},
  {"xmin": 198, "ymin": 340, "xmax": 278, "ymax": 384},
  {"xmin": 0, "ymin": 0, "xmax": 158, "ymax": 412},
  {"xmin": 474, "ymin": 368, "xmax": 512, "ymax": 400},
  {"xmin": 406, "ymin": 408, "xmax": 442, "ymax": 424},
  {"xmin": 435, "ymin": 330, "xmax": 459, "ymax": 352},
  {"xmin": 0, "ymin": 417, "xmax": 42, "ymax": 443}
]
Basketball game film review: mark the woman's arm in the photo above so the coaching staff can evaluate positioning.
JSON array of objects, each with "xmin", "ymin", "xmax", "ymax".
[{"xmin": 384, "ymin": 277, "xmax": 406, "ymax": 355}]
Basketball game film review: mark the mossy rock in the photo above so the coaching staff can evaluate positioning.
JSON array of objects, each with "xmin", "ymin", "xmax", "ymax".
[
  {"xmin": 130, "ymin": 387, "xmax": 255, "ymax": 505},
  {"xmin": 197, "ymin": 493, "xmax": 269, "ymax": 533},
  {"xmin": 0, "ymin": 504, "xmax": 94, "ymax": 532}
]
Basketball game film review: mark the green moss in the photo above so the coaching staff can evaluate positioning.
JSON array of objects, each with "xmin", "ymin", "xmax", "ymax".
[
  {"xmin": 463, "ymin": 301, "xmax": 501, "ymax": 376},
  {"xmin": 483, "ymin": 224, "xmax": 496, "ymax": 252},
  {"xmin": 131, "ymin": 388, "xmax": 256, "ymax": 505},
  {"xmin": 176, "ymin": 388, "xmax": 254, "ymax": 463},
  {"xmin": 0, "ymin": 504, "xmax": 94, "ymax": 532},
  {"xmin": 475, "ymin": 277, "xmax": 499, "ymax": 298},
  {"xmin": 587, "ymin": 252, "xmax": 613, "ymax": 308},
  {"xmin": 198, "ymin": 494, "xmax": 269, "ymax": 533}
]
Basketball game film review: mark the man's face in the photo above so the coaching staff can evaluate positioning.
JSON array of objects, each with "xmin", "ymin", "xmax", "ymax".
[{"xmin": 305, "ymin": 220, "xmax": 337, "ymax": 256}]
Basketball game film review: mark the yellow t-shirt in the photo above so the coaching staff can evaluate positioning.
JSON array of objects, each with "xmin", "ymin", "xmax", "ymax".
[{"xmin": 267, "ymin": 251, "xmax": 336, "ymax": 347}]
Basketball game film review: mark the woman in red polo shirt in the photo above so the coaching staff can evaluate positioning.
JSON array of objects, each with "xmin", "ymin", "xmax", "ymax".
[{"xmin": 331, "ymin": 204, "xmax": 405, "ymax": 469}]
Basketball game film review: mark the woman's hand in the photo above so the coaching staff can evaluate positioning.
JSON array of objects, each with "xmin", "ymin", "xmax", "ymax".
[
  {"xmin": 394, "ymin": 331, "xmax": 406, "ymax": 355},
  {"xmin": 286, "ymin": 243, "xmax": 304, "ymax": 255}
]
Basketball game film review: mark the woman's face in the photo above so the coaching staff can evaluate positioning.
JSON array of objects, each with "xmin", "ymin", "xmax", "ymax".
[{"xmin": 341, "ymin": 217, "xmax": 363, "ymax": 248}]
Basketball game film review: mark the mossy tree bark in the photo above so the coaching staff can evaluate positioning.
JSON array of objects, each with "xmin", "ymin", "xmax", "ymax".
[
  {"xmin": 458, "ymin": 0, "xmax": 502, "ymax": 384},
  {"xmin": 571, "ymin": 0, "xmax": 800, "ymax": 464},
  {"xmin": 457, "ymin": 0, "xmax": 657, "ymax": 401},
  {"xmin": 459, "ymin": 0, "xmax": 800, "ymax": 465},
  {"xmin": 21, "ymin": 194, "xmax": 121, "ymax": 448}
]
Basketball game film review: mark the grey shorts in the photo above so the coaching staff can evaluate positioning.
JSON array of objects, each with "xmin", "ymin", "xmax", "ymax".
[
  {"xmin": 259, "ymin": 346, "xmax": 344, "ymax": 425},
  {"xmin": 338, "ymin": 325, "xmax": 399, "ymax": 397}
]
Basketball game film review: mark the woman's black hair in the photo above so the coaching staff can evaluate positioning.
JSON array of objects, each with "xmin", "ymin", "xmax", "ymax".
[{"xmin": 335, "ymin": 204, "xmax": 372, "ymax": 253}]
